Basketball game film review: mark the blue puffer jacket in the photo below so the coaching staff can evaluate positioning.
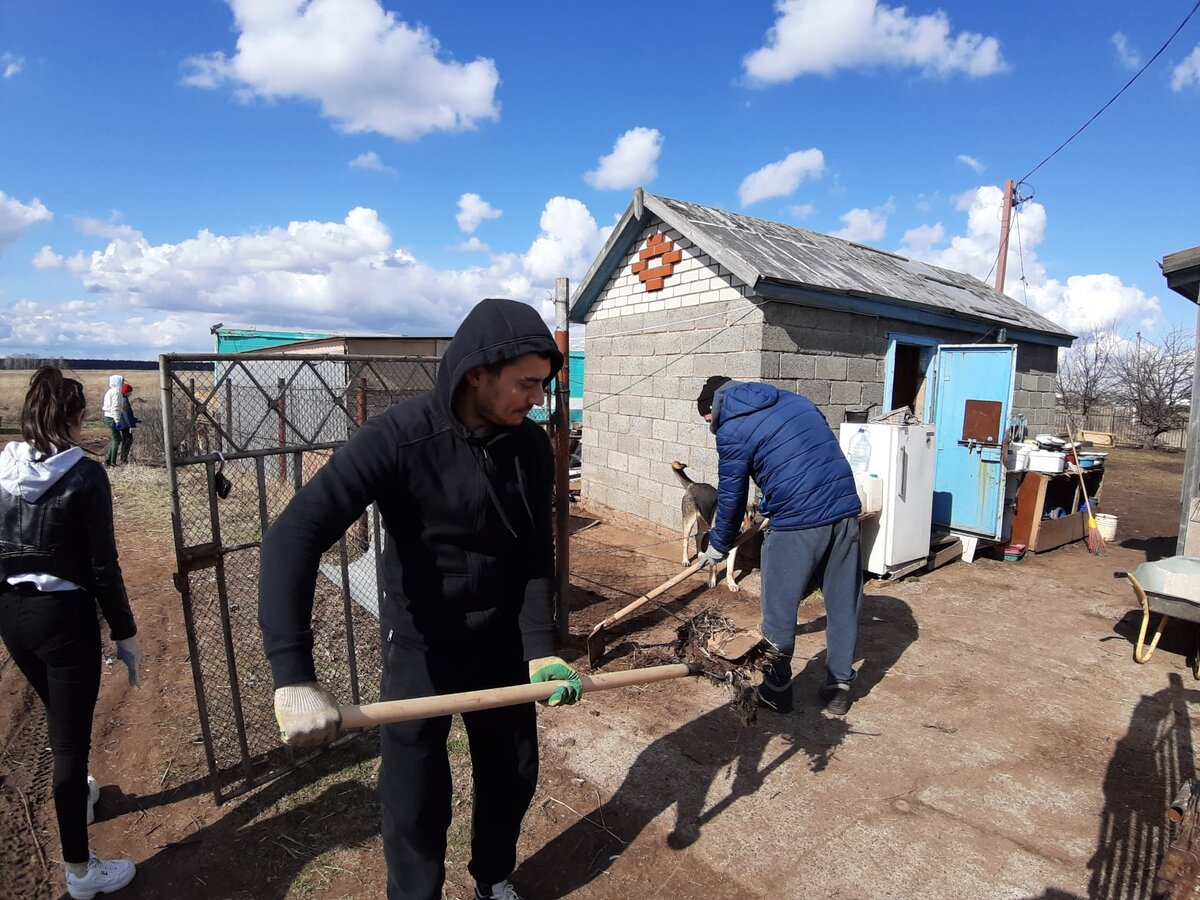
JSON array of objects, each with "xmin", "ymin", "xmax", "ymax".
[{"xmin": 709, "ymin": 381, "xmax": 861, "ymax": 551}]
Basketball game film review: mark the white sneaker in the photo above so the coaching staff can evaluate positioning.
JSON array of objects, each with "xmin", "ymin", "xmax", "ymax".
[
  {"xmin": 86, "ymin": 775, "xmax": 99, "ymax": 826},
  {"xmin": 66, "ymin": 851, "xmax": 135, "ymax": 899},
  {"xmin": 474, "ymin": 880, "xmax": 522, "ymax": 900}
]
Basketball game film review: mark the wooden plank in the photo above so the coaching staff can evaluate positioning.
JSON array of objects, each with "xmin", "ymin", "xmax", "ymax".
[
  {"xmin": 1009, "ymin": 473, "xmax": 1042, "ymax": 547},
  {"xmin": 1030, "ymin": 510, "xmax": 1086, "ymax": 552}
]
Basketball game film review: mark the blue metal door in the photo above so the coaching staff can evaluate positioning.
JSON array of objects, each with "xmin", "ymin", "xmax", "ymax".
[{"xmin": 931, "ymin": 345, "xmax": 1017, "ymax": 538}]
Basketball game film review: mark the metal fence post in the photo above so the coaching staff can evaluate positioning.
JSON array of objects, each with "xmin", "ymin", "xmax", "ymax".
[
  {"xmin": 354, "ymin": 377, "xmax": 369, "ymax": 550},
  {"xmin": 553, "ymin": 277, "xmax": 571, "ymax": 643},
  {"xmin": 277, "ymin": 376, "xmax": 287, "ymax": 482}
]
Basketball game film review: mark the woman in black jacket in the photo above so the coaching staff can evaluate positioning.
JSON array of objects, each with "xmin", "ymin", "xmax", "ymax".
[{"xmin": 0, "ymin": 367, "xmax": 140, "ymax": 899}]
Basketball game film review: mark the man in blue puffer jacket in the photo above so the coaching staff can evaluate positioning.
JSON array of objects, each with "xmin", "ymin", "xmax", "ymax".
[{"xmin": 695, "ymin": 376, "xmax": 863, "ymax": 715}]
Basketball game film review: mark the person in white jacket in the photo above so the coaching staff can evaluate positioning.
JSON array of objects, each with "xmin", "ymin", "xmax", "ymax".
[
  {"xmin": 101, "ymin": 374, "xmax": 124, "ymax": 468},
  {"xmin": 0, "ymin": 367, "xmax": 141, "ymax": 898}
]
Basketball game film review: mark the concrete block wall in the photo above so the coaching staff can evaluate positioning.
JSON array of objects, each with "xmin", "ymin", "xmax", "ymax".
[
  {"xmin": 759, "ymin": 302, "xmax": 890, "ymax": 426},
  {"xmin": 1011, "ymin": 341, "xmax": 1059, "ymax": 432},
  {"xmin": 581, "ymin": 218, "xmax": 763, "ymax": 530}
]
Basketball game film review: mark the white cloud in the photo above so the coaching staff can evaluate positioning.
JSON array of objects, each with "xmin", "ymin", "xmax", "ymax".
[
  {"xmin": 738, "ymin": 149, "xmax": 825, "ymax": 206},
  {"xmin": 31, "ymin": 245, "xmax": 63, "ymax": 270},
  {"xmin": 349, "ymin": 151, "xmax": 395, "ymax": 173},
  {"xmin": 899, "ymin": 223, "xmax": 944, "ymax": 253},
  {"xmin": 182, "ymin": 0, "xmax": 500, "ymax": 141},
  {"xmin": 30, "ymin": 197, "xmax": 612, "ymax": 356},
  {"xmin": 915, "ymin": 191, "xmax": 942, "ymax": 213},
  {"xmin": 788, "ymin": 203, "xmax": 816, "ymax": 220},
  {"xmin": 899, "ymin": 184, "xmax": 1160, "ymax": 334},
  {"xmin": 743, "ymin": 0, "xmax": 1008, "ymax": 84},
  {"xmin": 75, "ymin": 215, "xmax": 142, "ymax": 243},
  {"xmin": 2, "ymin": 53, "xmax": 23, "ymax": 79},
  {"xmin": 1112, "ymin": 33, "xmax": 1141, "ymax": 71},
  {"xmin": 522, "ymin": 197, "xmax": 610, "ymax": 282},
  {"xmin": 453, "ymin": 236, "xmax": 488, "ymax": 252},
  {"xmin": 1172, "ymin": 44, "xmax": 1200, "ymax": 92},
  {"xmin": 456, "ymin": 193, "xmax": 502, "ymax": 233},
  {"xmin": 1025, "ymin": 275, "xmax": 1159, "ymax": 335},
  {"xmin": 832, "ymin": 199, "xmax": 894, "ymax": 243},
  {"xmin": 956, "ymin": 154, "xmax": 984, "ymax": 173},
  {"xmin": 0, "ymin": 192, "xmax": 53, "ymax": 254},
  {"xmin": 584, "ymin": 127, "xmax": 663, "ymax": 190}
]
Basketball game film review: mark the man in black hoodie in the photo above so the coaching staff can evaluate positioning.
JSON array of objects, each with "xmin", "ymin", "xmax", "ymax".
[{"xmin": 258, "ymin": 299, "xmax": 582, "ymax": 900}]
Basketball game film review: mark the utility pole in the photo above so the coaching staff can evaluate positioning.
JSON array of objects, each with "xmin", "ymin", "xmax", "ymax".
[
  {"xmin": 553, "ymin": 277, "xmax": 571, "ymax": 642},
  {"xmin": 994, "ymin": 178, "xmax": 1015, "ymax": 293}
]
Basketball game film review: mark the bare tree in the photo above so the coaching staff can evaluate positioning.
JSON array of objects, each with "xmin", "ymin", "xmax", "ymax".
[
  {"xmin": 1112, "ymin": 326, "xmax": 1195, "ymax": 450},
  {"xmin": 1056, "ymin": 324, "xmax": 1118, "ymax": 420}
]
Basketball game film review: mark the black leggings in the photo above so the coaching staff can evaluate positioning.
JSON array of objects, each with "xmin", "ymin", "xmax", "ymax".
[{"xmin": 0, "ymin": 588, "xmax": 101, "ymax": 864}]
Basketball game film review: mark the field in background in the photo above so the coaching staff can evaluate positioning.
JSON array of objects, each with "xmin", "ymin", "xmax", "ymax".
[{"xmin": 0, "ymin": 369, "xmax": 158, "ymax": 430}]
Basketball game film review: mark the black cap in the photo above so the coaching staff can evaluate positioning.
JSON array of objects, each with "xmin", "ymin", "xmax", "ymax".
[{"xmin": 696, "ymin": 375, "xmax": 732, "ymax": 417}]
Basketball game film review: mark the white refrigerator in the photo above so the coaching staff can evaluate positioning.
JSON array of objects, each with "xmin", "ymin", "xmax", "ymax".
[{"xmin": 839, "ymin": 422, "xmax": 937, "ymax": 578}]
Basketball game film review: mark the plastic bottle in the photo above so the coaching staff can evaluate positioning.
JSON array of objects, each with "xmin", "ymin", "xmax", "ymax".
[{"xmin": 847, "ymin": 426, "xmax": 871, "ymax": 474}]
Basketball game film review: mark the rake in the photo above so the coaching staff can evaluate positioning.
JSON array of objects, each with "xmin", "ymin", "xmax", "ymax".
[{"xmin": 1063, "ymin": 408, "xmax": 1106, "ymax": 556}]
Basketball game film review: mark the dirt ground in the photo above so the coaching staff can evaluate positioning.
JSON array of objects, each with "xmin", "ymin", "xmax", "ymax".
[{"xmin": 0, "ymin": 446, "xmax": 1194, "ymax": 899}]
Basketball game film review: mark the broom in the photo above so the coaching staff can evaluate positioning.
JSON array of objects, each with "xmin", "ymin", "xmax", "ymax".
[{"xmin": 1063, "ymin": 408, "xmax": 1106, "ymax": 556}]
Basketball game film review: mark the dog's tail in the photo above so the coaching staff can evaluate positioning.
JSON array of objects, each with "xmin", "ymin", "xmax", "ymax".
[{"xmin": 671, "ymin": 460, "xmax": 694, "ymax": 487}]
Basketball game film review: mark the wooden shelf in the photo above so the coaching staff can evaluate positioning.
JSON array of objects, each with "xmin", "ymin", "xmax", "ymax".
[{"xmin": 1010, "ymin": 468, "xmax": 1105, "ymax": 552}]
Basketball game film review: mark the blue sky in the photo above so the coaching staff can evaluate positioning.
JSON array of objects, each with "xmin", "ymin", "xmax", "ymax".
[{"xmin": 2, "ymin": 0, "xmax": 1199, "ymax": 358}]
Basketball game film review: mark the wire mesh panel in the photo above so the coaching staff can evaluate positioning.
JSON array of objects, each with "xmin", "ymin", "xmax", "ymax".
[{"xmin": 159, "ymin": 353, "xmax": 439, "ymax": 802}]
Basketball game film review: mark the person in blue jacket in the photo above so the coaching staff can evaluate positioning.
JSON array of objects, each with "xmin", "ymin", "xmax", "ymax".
[{"xmin": 694, "ymin": 376, "xmax": 863, "ymax": 715}]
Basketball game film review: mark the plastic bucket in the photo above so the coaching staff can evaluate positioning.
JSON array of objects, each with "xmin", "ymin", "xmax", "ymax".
[{"xmin": 1094, "ymin": 513, "xmax": 1118, "ymax": 542}]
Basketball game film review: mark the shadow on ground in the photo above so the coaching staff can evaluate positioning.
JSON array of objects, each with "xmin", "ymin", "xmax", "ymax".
[
  {"xmin": 1119, "ymin": 536, "xmax": 1178, "ymax": 564},
  {"xmin": 1111, "ymin": 610, "xmax": 1200, "ymax": 668},
  {"xmin": 518, "ymin": 594, "xmax": 916, "ymax": 898},
  {"xmin": 1085, "ymin": 671, "xmax": 1199, "ymax": 900},
  {"xmin": 120, "ymin": 736, "xmax": 380, "ymax": 900}
]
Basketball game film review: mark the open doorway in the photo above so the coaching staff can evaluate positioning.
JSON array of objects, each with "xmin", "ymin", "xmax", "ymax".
[{"xmin": 884, "ymin": 334, "xmax": 938, "ymax": 419}]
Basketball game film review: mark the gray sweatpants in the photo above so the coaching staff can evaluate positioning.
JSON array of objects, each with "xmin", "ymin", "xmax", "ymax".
[{"xmin": 759, "ymin": 517, "xmax": 863, "ymax": 685}]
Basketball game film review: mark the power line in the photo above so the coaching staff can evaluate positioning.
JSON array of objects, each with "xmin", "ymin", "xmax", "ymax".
[
  {"xmin": 1014, "ymin": 208, "xmax": 1029, "ymax": 307},
  {"xmin": 1019, "ymin": 0, "xmax": 1200, "ymax": 183}
]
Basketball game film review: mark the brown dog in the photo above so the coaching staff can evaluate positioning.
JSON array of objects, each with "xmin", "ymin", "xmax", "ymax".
[{"xmin": 671, "ymin": 461, "xmax": 760, "ymax": 592}]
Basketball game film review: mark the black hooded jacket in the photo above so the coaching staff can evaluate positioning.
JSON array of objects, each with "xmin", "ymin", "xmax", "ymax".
[{"xmin": 258, "ymin": 299, "xmax": 564, "ymax": 688}]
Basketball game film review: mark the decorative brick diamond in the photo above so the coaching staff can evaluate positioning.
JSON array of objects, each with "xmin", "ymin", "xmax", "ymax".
[{"xmin": 630, "ymin": 232, "xmax": 680, "ymax": 292}]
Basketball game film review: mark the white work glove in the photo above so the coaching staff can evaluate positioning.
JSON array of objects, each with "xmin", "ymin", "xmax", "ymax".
[
  {"xmin": 698, "ymin": 545, "xmax": 727, "ymax": 569},
  {"xmin": 116, "ymin": 636, "xmax": 142, "ymax": 688},
  {"xmin": 273, "ymin": 682, "xmax": 341, "ymax": 747}
]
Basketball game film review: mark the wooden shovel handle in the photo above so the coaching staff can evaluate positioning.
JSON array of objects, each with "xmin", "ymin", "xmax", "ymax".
[
  {"xmin": 589, "ymin": 517, "xmax": 768, "ymax": 636},
  {"xmin": 593, "ymin": 560, "xmax": 706, "ymax": 632},
  {"xmin": 338, "ymin": 662, "xmax": 696, "ymax": 731}
]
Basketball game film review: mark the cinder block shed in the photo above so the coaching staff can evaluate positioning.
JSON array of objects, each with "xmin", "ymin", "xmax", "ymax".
[{"xmin": 569, "ymin": 189, "xmax": 1075, "ymax": 533}]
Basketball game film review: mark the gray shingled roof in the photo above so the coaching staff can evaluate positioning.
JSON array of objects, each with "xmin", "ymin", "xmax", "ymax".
[{"xmin": 571, "ymin": 191, "xmax": 1073, "ymax": 343}]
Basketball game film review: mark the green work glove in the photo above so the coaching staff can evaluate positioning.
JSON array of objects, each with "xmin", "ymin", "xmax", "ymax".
[{"xmin": 528, "ymin": 656, "xmax": 583, "ymax": 707}]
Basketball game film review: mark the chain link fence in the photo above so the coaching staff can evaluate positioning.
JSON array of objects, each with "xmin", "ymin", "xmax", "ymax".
[{"xmin": 160, "ymin": 353, "xmax": 440, "ymax": 801}]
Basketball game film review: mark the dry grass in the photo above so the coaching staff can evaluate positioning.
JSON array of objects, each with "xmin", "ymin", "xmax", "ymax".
[{"xmin": 106, "ymin": 463, "xmax": 173, "ymax": 534}]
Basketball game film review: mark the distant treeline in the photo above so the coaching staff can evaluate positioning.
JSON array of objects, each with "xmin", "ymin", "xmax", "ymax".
[{"xmin": 2, "ymin": 355, "xmax": 211, "ymax": 372}]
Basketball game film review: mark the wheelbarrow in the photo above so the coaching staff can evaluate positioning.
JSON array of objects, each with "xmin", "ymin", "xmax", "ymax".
[{"xmin": 1116, "ymin": 556, "xmax": 1200, "ymax": 678}]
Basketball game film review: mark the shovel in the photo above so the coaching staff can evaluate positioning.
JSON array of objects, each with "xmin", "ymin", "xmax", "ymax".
[
  {"xmin": 338, "ymin": 662, "xmax": 698, "ymax": 731},
  {"xmin": 585, "ymin": 519, "xmax": 767, "ymax": 667}
]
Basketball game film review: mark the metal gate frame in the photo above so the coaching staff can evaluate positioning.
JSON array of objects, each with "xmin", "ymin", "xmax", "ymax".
[{"xmin": 159, "ymin": 352, "xmax": 441, "ymax": 802}]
